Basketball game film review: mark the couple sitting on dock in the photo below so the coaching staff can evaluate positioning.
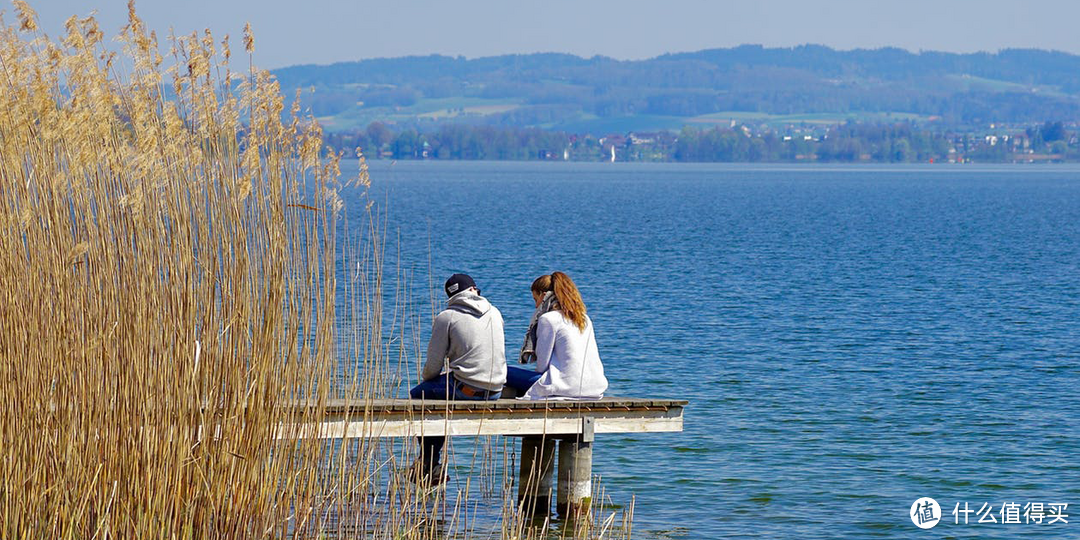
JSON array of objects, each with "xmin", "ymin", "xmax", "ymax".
[
  {"xmin": 408, "ymin": 271, "xmax": 608, "ymax": 483},
  {"xmin": 410, "ymin": 271, "xmax": 608, "ymax": 401}
]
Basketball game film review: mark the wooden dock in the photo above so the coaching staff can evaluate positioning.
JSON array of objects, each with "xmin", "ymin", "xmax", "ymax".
[{"xmin": 291, "ymin": 397, "xmax": 686, "ymax": 516}]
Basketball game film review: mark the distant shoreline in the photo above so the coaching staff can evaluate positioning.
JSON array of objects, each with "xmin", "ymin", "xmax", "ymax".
[
  {"xmin": 349, "ymin": 156, "xmax": 1078, "ymax": 165},
  {"xmin": 321, "ymin": 121, "xmax": 1080, "ymax": 165},
  {"xmin": 343, "ymin": 158, "xmax": 1080, "ymax": 169}
]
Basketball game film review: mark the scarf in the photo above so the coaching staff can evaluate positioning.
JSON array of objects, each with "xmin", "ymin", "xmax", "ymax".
[{"xmin": 519, "ymin": 291, "xmax": 559, "ymax": 363}]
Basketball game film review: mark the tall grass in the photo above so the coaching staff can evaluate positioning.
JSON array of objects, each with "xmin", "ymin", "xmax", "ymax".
[{"xmin": 0, "ymin": 3, "xmax": 634, "ymax": 538}]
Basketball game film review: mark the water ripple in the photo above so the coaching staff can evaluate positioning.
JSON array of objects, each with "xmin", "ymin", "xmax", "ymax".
[{"xmin": 347, "ymin": 162, "xmax": 1080, "ymax": 539}]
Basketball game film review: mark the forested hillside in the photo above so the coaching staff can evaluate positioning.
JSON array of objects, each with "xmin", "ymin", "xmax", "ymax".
[{"xmin": 273, "ymin": 45, "xmax": 1080, "ymax": 133}]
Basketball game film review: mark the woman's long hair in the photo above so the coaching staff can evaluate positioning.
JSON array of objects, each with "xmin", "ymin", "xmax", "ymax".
[{"xmin": 551, "ymin": 271, "xmax": 587, "ymax": 331}]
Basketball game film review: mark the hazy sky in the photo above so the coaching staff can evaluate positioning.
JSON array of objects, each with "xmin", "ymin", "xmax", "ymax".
[{"xmin": 27, "ymin": 1, "xmax": 1080, "ymax": 69}]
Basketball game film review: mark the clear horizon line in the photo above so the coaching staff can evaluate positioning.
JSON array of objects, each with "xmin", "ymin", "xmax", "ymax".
[{"xmin": 270, "ymin": 43, "xmax": 1078, "ymax": 70}]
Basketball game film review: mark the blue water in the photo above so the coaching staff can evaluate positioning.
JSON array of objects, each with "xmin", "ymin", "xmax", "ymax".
[{"xmin": 340, "ymin": 161, "xmax": 1080, "ymax": 539}]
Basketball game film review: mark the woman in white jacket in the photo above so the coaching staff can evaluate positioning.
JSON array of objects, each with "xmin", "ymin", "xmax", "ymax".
[{"xmin": 505, "ymin": 272, "xmax": 608, "ymax": 400}]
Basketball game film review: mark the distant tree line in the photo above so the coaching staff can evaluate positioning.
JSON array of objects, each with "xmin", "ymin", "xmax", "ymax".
[
  {"xmin": 672, "ymin": 123, "xmax": 955, "ymax": 163},
  {"xmin": 323, "ymin": 121, "xmax": 1080, "ymax": 163},
  {"xmin": 324, "ymin": 122, "xmax": 572, "ymax": 160}
]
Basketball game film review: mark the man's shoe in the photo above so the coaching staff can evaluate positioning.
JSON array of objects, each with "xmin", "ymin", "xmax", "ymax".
[
  {"xmin": 405, "ymin": 460, "xmax": 448, "ymax": 487},
  {"xmin": 428, "ymin": 462, "xmax": 448, "ymax": 487}
]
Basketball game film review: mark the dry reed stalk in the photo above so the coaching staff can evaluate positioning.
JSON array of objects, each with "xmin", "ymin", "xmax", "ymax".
[
  {"xmin": 0, "ymin": 3, "xmax": 635, "ymax": 538},
  {"xmin": 0, "ymin": 2, "xmax": 358, "ymax": 536}
]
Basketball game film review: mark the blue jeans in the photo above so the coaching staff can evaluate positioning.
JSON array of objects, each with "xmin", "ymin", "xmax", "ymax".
[
  {"xmin": 410, "ymin": 373, "xmax": 502, "ymax": 400},
  {"xmin": 409, "ymin": 374, "xmax": 501, "ymax": 471},
  {"xmin": 505, "ymin": 365, "xmax": 543, "ymax": 395}
]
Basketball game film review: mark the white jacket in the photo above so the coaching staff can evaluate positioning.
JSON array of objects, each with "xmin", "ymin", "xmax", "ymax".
[{"xmin": 523, "ymin": 311, "xmax": 607, "ymax": 400}]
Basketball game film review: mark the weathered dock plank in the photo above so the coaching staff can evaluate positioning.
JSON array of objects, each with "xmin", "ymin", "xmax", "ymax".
[{"xmin": 286, "ymin": 398, "xmax": 686, "ymax": 439}]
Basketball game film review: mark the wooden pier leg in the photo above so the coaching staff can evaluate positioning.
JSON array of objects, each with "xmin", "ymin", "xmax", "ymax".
[
  {"xmin": 518, "ymin": 435, "xmax": 556, "ymax": 515},
  {"xmin": 556, "ymin": 437, "xmax": 593, "ymax": 517}
]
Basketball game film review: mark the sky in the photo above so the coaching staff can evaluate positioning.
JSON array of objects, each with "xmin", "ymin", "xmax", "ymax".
[{"xmin": 25, "ymin": 0, "xmax": 1080, "ymax": 69}]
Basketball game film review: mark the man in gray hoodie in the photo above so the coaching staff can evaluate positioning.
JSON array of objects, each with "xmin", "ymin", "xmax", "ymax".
[{"xmin": 408, "ymin": 273, "xmax": 507, "ymax": 483}]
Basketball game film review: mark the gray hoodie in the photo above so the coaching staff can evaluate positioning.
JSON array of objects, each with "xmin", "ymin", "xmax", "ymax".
[{"xmin": 422, "ymin": 291, "xmax": 507, "ymax": 391}]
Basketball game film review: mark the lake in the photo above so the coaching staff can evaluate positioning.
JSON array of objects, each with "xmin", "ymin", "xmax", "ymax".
[{"xmin": 338, "ymin": 160, "xmax": 1079, "ymax": 539}]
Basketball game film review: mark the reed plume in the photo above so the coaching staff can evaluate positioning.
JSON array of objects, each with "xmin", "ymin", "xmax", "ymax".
[
  {"xmin": 0, "ymin": 3, "xmax": 355, "ymax": 536},
  {"xmin": 0, "ymin": 3, "xmax": 634, "ymax": 538}
]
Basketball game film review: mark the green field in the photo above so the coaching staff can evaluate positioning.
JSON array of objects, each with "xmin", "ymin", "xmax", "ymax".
[
  {"xmin": 942, "ymin": 74, "xmax": 1068, "ymax": 97},
  {"xmin": 688, "ymin": 111, "xmax": 929, "ymax": 127},
  {"xmin": 541, "ymin": 110, "xmax": 933, "ymax": 134},
  {"xmin": 548, "ymin": 114, "xmax": 689, "ymax": 133},
  {"xmin": 316, "ymin": 97, "xmax": 522, "ymax": 130},
  {"xmin": 318, "ymin": 105, "xmax": 937, "ymax": 133}
]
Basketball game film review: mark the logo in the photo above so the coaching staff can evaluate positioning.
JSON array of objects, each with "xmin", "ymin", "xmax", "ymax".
[
  {"xmin": 911, "ymin": 497, "xmax": 941, "ymax": 529},
  {"xmin": 448, "ymin": 283, "xmax": 459, "ymax": 293}
]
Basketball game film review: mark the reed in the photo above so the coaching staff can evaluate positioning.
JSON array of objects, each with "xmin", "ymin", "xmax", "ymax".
[{"xmin": 0, "ymin": 3, "xmax": 634, "ymax": 538}]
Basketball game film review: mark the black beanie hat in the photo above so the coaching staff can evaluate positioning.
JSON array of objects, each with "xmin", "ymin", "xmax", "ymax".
[{"xmin": 444, "ymin": 273, "xmax": 477, "ymax": 297}]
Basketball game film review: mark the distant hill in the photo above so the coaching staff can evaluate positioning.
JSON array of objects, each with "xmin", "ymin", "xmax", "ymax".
[{"xmin": 271, "ymin": 45, "xmax": 1080, "ymax": 133}]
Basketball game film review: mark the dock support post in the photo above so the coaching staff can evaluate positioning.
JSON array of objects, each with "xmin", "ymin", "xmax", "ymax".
[
  {"xmin": 518, "ymin": 435, "xmax": 555, "ymax": 515},
  {"xmin": 557, "ymin": 437, "xmax": 593, "ymax": 517}
]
